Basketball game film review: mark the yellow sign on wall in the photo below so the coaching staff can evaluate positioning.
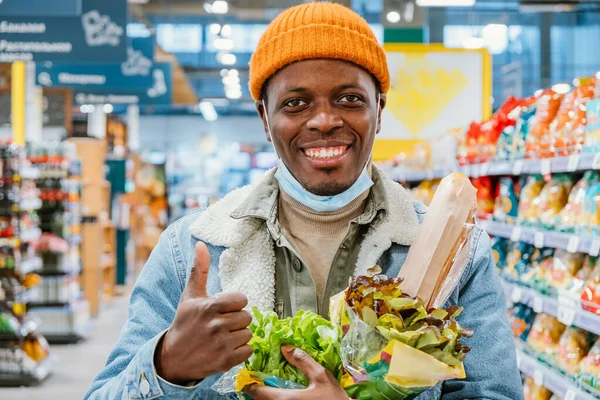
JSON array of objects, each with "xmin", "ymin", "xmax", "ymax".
[{"xmin": 373, "ymin": 44, "xmax": 492, "ymax": 161}]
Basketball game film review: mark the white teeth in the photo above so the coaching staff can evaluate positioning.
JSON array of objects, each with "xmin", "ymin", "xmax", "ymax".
[
  {"xmin": 334, "ymin": 149, "xmax": 340, "ymax": 156},
  {"xmin": 327, "ymin": 150, "xmax": 334, "ymax": 157},
  {"xmin": 305, "ymin": 147, "xmax": 347, "ymax": 159},
  {"xmin": 319, "ymin": 149, "xmax": 327, "ymax": 158}
]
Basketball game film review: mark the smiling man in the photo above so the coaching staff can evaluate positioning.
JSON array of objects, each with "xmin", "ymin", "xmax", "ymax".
[{"xmin": 85, "ymin": 2, "xmax": 523, "ymax": 400}]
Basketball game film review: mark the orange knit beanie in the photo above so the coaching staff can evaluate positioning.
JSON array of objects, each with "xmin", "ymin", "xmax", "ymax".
[{"xmin": 249, "ymin": 2, "xmax": 390, "ymax": 100}]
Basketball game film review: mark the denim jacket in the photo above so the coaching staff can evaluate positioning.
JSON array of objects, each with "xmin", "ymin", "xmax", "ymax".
[{"xmin": 85, "ymin": 168, "xmax": 524, "ymax": 400}]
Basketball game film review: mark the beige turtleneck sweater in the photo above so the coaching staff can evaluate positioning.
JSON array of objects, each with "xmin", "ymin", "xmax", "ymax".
[{"xmin": 278, "ymin": 188, "xmax": 369, "ymax": 305}]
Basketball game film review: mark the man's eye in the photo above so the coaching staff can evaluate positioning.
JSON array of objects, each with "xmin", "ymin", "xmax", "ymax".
[
  {"xmin": 285, "ymin": 99, "xmax": 307, "ymax": 108},
  {"xmin": 340, "ymin": 95, "xmax": 361, "ymax": 103}
]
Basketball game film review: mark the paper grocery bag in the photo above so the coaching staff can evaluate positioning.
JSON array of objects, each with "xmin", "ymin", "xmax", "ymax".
[{"xmin": 399, "ymin": 173, "xmax": 476, "ymax": 308}]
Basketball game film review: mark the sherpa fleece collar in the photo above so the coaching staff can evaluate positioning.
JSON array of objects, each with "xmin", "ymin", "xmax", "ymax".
[{"xmin": 189, "ymin": 166, "xmax": 420, "ymax": 311}]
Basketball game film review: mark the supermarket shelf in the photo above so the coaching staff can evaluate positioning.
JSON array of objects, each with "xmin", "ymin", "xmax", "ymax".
[
  {"xmin": 18, "ymin": 256, "xmax": 43, "ymax": 275},
  {"xmin": 482, "ymin": 220, "xmax": 600, "ymax": 256},
  {"xmin": 502, "ymin": 280, "xmax": 600, "ymax": 336},
  {"xmin": 41, "ymin": 321, "xmax": 92, "ymax": 345},
  {"xmin": 19, "ymin": 198, "xmax": 42, "ymax": 211},
  {"xmin": 517, "ymin": 349, "xmax": 599, "ymax": 400},
  {"xmin": 27, "ymin": 299, "xmax": 81, "ymax": 309},
  {"xmin": 0, "ymin": 355, "xmax": 54, "ymax": 387},
  {"xmin": 389, "ymin": 152, "xmax": 600, "ymax": 183},
  {"xmin": 20, "ymin": 167, "xmax": 41, "ymax": 180}
]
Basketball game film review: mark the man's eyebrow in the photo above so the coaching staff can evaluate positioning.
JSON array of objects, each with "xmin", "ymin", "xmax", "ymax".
[
  {"xmin": 284, "ymin": 87, "xmax": 308, "ymax": 93},
  {"xmin": 335, "ymin": 83, "xmax": 361, "ymax": 91}
]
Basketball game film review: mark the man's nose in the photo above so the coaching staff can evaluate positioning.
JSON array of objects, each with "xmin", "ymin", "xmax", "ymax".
[{"xmin": 305, "ymin": 103, "xmax": 344, "ymax": 134}]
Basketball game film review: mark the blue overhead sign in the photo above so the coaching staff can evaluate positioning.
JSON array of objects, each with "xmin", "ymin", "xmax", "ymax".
[
  {"xmin": 36, "ymin": 37, "xmax": 155, "ymax": 89},
  {"xmin": 0, "ymin": 0, "xmax": 82, "ymax": 17},
  {"xmin": 0, "ymin": 0, "xmax": 127, "ymax": 63},
  {"xmin": 73, "ymin": 63, "xmax": 173, "ymax": 106}
]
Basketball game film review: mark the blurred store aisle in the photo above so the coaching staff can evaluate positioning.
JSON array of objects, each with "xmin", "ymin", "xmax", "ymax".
[{"xmin": 1, "ymin": 295, "xmax": 129, "ymax": 400}]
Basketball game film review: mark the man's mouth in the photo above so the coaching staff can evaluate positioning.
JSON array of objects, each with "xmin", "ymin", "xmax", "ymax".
[{"xmin": 302, "ymin": 146, "xmax": 349, "ymax": 159}]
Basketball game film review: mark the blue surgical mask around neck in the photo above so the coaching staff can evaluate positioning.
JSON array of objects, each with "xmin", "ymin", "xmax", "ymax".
[{"xmin": 263, "ymin": 94, "xmax": 379, "ymax": 212}]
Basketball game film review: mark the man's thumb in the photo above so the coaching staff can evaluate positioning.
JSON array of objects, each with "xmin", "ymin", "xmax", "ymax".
[
  {"xmin": 281, "ymin": 345, "xmax": 328, "ymax": 383},
  {"xmin": 183, "ymin": 242, "xmax": 211, "ymax": 300}
]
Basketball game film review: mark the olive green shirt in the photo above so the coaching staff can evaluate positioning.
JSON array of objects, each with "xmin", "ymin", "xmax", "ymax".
[{"xmin": 236, "ymin": 168, "xmax": 389, "ymax": 318}]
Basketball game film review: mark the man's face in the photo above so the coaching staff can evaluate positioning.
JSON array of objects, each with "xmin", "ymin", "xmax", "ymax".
[{"xmin": 257, "ymin": 59, "xmax": 386, "ymax": 196}]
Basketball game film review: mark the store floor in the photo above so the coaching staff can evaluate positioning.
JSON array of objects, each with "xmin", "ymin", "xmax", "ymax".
[{"xmin": 2, "ymin": 294, "xmax": 130, "ymax": 400}]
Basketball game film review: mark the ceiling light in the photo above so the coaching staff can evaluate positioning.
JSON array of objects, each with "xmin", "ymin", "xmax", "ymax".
[
  {"xmin": 199, "ymin": 101, "xmax": 218, "ymax": 122},
  {"xmin": 552, "ymin": 83, "xmax": 571, "ymax": 95},
  {"xmin": 228, "ymin": 69, "xmax": 239, "ymax": 78},
  {"xmin": 220, "ymin": 69, "xmax": 229, "ymax": 77},
  {"xmin": 203, "ymin": 2, "xmax": 212, "ymax": 13},
  {"xmin": 214, "ymin": 38, "xmax": 234, "ymax": 50},
  {"xmin": 221, "ymin": 24, "xmax": 232, "ymax": 37},
  {"xmin": 462, "ymin": 37, "xmax": 485, "ymax": 49},
  {"xmin": 386, "ymin": 11, "xmax": 401, "ymax": 23},
  {"xmin": 102, "ymin": 104, "xmax": 114, "ymax": 114},
  {"xmin": 211, "ymin": 1, "xmax": 228, "ymax": 14},
  {"xmin": 220, "ymin": 53, "xmax": 237, "ymax": 65},
  {"xmin": 596, "ymin": 71, "xmax": 600, "ymax": 79},
  {"xmin": 226, "ymin": 88, "xmax": 242, "ymax": 99},
  {"xmin": 482, "ymin": 24, "xmax": 508, "ymax": 54},
  {"xmin": 128, "ymin": 0, "xmax": 149, "ymax": 3},
  {"xmin": 210, "ymin": 23, "xmax": 221, "ymax": 35},
  {"xmin": 417, "ymin": 0, "xmax": 475, "ymax": 6},
  {"xmin": 222, "ymin": 75, "xmax": 240, "ymax": 86},
  {"xmin": 80, "ymin": 104, "xmax": 95, "ymax": 114}
]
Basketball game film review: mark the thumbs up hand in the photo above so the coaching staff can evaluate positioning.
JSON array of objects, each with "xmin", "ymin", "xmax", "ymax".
[{"xmin": 155, "ymin": 242, "xmax": 253, "ymax": 384}]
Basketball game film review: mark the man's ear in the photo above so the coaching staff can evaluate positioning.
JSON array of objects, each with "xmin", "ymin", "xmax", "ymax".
[
  {"xmin": 256, "ymin": 100, "xmax": 271, "ymax": 142},
  {"xmin": 376, "ymin": 93, "xmax": 387, "ymax": 135}
]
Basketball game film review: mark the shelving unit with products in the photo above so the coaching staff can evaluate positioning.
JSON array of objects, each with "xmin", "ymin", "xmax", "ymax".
[
  {"xmin": 25, "ymin": 142, "xmax": 90, "ymax": 344},
  {"xmin": 384, "ymin": 74, "xmax": 600, "ymax": 398},
  {"xmin": 0, "ymin": 142, "xmax": 54, "ymax": 386}
]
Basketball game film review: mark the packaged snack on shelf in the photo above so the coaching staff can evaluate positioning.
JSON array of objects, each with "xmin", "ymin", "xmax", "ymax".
[
  {"xmin": 578, "ymin": 337, "xmax": 600, "ymax": 392},
  {"xmin": 523, "ymin": 376, "xmax": 554, "ymax": 400},
  {"xmin": 526, "ymin": 90, "xmax": 565, "ymax": 158},
  {"xmin": 518, "ymin": 175, "xmax": 545, "ymax": 226},
  {"xmin": 522, "ymin": 251, "xmax": 555, "ymax": 291},
  {"xmin": 534, "ymin": 174, "xmax": 574, "ymax": 230},
  {"xmin": 509, "ymin": 303, "xmax": 536, "ymax": 342},
  {"xmin": 549, "ymin": 250, "xmax": 586, "ymax": 290},
  {"xmin": 493, "ymin": 177, "xmax": 520, "ymax": 224},
  {"xmin": 550, "ymin": 90, "xmax": 576, "ymax": 156},
  {"xmin": 585, "ymin": 98, "xmax": 600, "ymax": 150},
  {"xmin": 557, "ymin": 171, "xmax": 598, "ymax": 233},
  {"xmin": 526, "ymin": 313, "xmax": 567, "ymax": 356},
  {"xmin": 567, "ymin": 77, "xmax": 597, "ymax": 153},
  {"xmin": 581, "ymin": 260, "xmax": 600, "ymax": 315},
  {"xmin": 472, "ymin": 176, "xmax": 495, "ymax": 217},
  {"xmin": 512, "ymin": 105, "xmax": 538, "ymax": 159},
  {"xmin": 565, "ymin": 255, "xmax": 598, "ymax": 296},
  {"xmin": 555, "ymin": 327, "xmax": 596, "ymax": 375},
  {"xmin": 583, "ymin": 180, "xmax": 600, "ymax": 235},
  {"xmin": 504, "ymin": 242, "xmax": 536, "ymax": 281},
  {"xmin": 491, "ymin": 237, "xmax": 510, "ymax": 271}
]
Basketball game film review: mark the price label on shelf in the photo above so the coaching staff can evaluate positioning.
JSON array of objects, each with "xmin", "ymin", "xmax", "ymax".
[
  {"xmin": 567, "ymin": 155, "xmax": 580, "ymax": 172},
  {"xmin": 541, "ymin": 159, "xmax": 551, "ymax": 176},
  {"xmin": 534, "ymin": 232, "xmax": 544, "ymax": 248},
  {"xmin": 593, "ymin": 153, "xmax": 600, "ymax": 170},
  {"xmin": 564, "ymin": 389, "xmax": 577, "ymax": 400},
  {"xmin": 426, "ymin": 170, "xmax": 435, "ymax": 180},
  {"xmin": 533, "ymin": 369, "xmax": 544, "ymax": 386},
  {"xmin": 558, "ymin": 295, "xmax": 578, "ymax": 326},
  {"xmin": 567, "ymin": 236, "xmax": 580, "ymax": 253},
  {"xmin": 480, "ymin": 162, "xmax": 490, "ymax": 176},
  {"xmin": 479, "ymin": 219, "xmax": 489, "ymax": 231},
  {"xmin": 471, "ymin": 164, "xmax": 480, "ymax": 178},
  {"xmin": 590, "ymin": 239, "xmax": 600, "ymax": 257},
  {"xmin": 513, "ymin": 160, "xmax": 524, "ymax": 175},
  {"xmin": 511, "ymin": 286, "xmax": 523, "ymax": 303},
  {"xmin": 511, "ymin": 227, "xmax": 522, "ymax": 242},
  {"xmin": 533, "ymin": 296, "xmax": 544, "ymax": 313}
]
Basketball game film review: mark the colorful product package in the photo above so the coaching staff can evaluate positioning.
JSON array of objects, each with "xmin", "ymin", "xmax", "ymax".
[
  {"xmin": 550, "ymin": 90, "xmax": 576, "ymax": 156},
  {"xmin": 523, "ymin": 376, "xmax": 554, "ymax": 400},
  {"xmin": 555, "ymin": 327, "xmax": 596, "ymax": 375},
  {"xmin": 585, "ymin": 98, "xmax": 600, "ymax": 151},
  {"xmin": 534, "ymin": 174, "xmax": 574, "ymax": 230},
  {"xmin": 583, "ymin": 180, "xmax": 600, "ymax": 235},
  {"xmin": 503, "ymin": 242, "xmax": 536, "ymax": 281},
  {"xmin": 549, "ymin": 250, "xmax": 586, "ymax": 290},
  {"xmin": 472, "ymin": 177, "xmax": 495, "ymax": 217},
  {"xmin": 518, "ymin": 175, "xmax": 546, "ymax": 226},
  {"xmin": 578, "ymin": 338, "xmax": 600, "ymax": 392},
  {"xmin": 565, "ymin": 255, "xmax": 598, "ymax": 296},
  {"xmin": 567, "ymin": 78, "xmax": 597, "ymax": 153},
  {"xmin": 512, "ymin": 105, "xmax": 538, "ymax": 159},
  {"xmin": 522, "ymin": 252, "xmax": 555, "ymax": 292},
  {"xmin": 491, "ymin": 237, "xmax": 510, "ymax": 271},
  {"xmin": 412, "ymin": 180, "xmax": 438, "ymax": 207},
  {"xmin": 509, "ymin": 303, "xmax": 536, "ymax": 342},
  {"xmin": 493, "ymin": 177, "xmax": 520, "ymax": 224},
  {"xmin": 526, "ymin": 313, "xmax": 567, "ymax": 357},
  {"xmin": 557, "ymin": 171, "xmax": 598, "ymax": 233},
  {"xmin": 526, "ymin": 90, "xmax": 565, "ymax": 158},
  {"xmin": 581, "ymin": 260, "xmax": 600, "ymax": 315}
]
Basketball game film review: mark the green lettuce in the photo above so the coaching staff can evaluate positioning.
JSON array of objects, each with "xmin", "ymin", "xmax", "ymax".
[{"xmin": 245, "ymin": 307, "xmax": 343, "ymax": 386}]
